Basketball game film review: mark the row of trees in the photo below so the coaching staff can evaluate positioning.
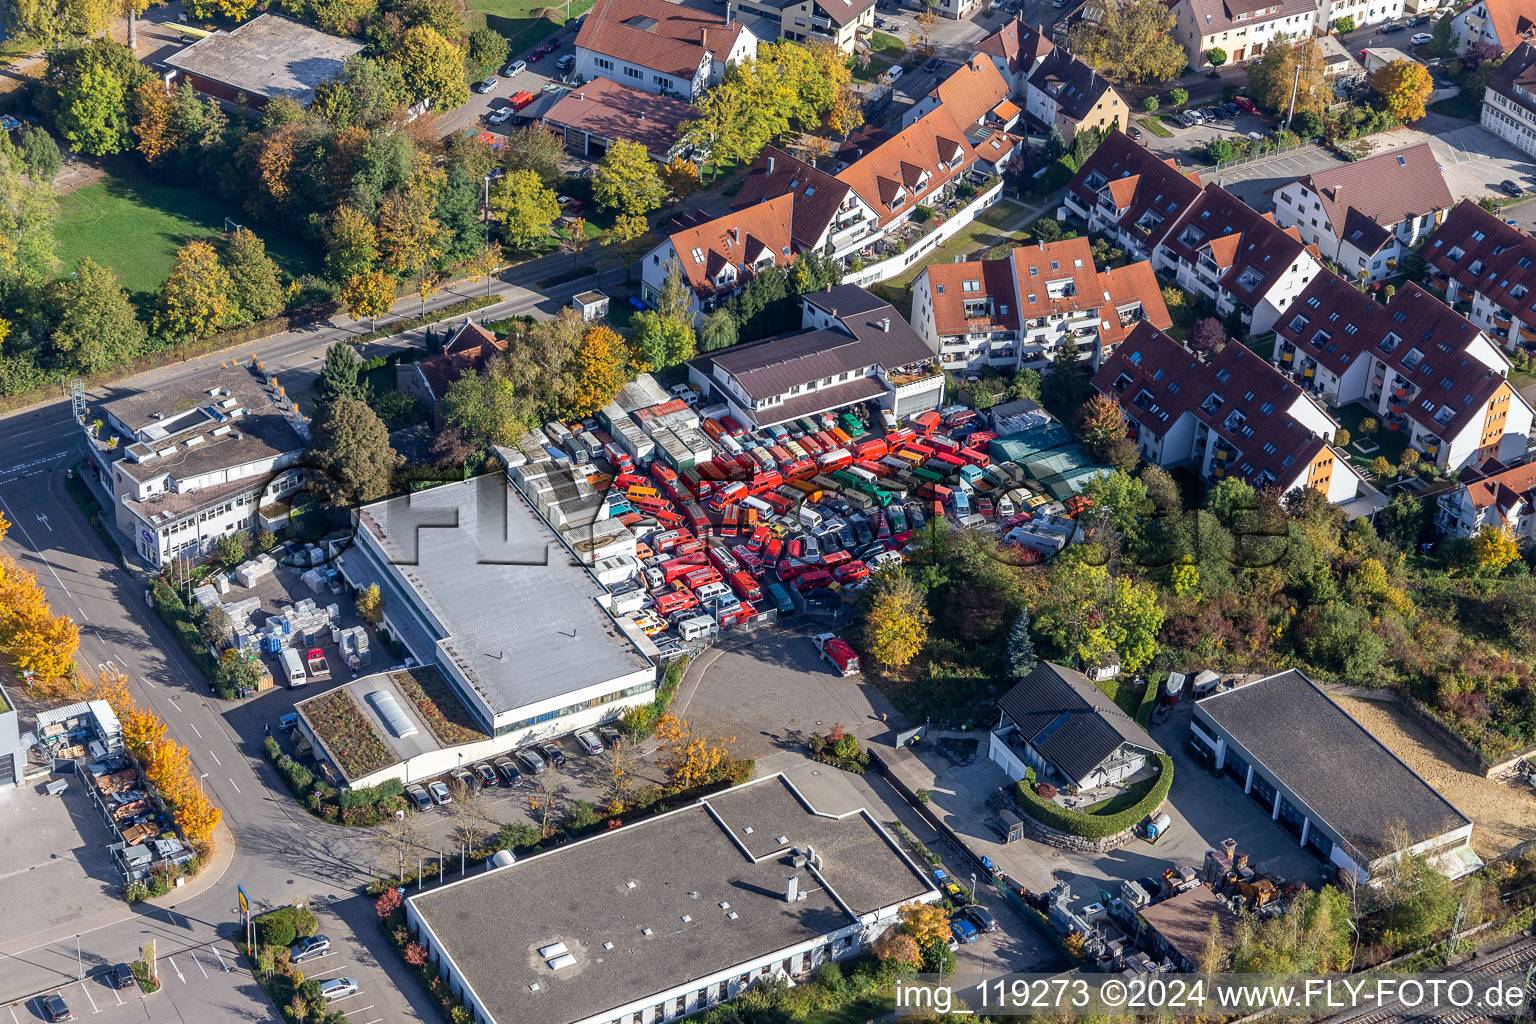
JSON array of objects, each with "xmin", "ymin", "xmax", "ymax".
[{"xmin": 0, "ymin": 512, "xmax": 81, "ymax": 689}]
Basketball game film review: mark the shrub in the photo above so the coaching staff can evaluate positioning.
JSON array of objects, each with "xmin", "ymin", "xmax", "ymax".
[
  {"xmin": 264, "ymin": 736, "xmax": 281, "ymax": 761},
  {"xmin": 260, "ymin": 913, "xmax": 297, "ymax": 949},
  {"xmin": 1014, "ymin": 754, "xmax": 1174, "ymax": 838},
  {"xmin": 124, "ymin": 880, "xmax": 150, "ymax": 903},
  {"xmin": 1035, "ymin": 782, "xmax": 1058, "ymax": 799}
]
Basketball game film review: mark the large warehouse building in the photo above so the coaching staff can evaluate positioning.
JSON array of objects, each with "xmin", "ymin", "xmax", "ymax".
[
  {"xmin": 405, "ymin": 773, "xmax": 938, "ymax": 1024},
  {"xmin": 1190, "ymin": 670, "xmax": 1477, "ymax": 882},
  {"xmin": 331, "ymin": 474, "xmax": 656, "ymax": 784}
]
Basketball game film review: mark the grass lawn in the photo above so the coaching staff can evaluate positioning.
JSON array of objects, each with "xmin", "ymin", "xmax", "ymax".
[
  {"xmin": 852, "ymin": 56, "xmax": 894, "ymax": 82},
  {"xmin": 1082, "ymin": 773, "xmax": 1158, "ymax": 816},
  {"xmin": 802, "ymin": 996, "xmax": 893, "ymax": 1024},
  {"xmin": 869, "ymin": 31, "xmax": 905, "ymax": 57},
  {"xmin": 1242, "ymin": 332, "xmax": 1276, "ymax": 361},
  {"xmin": 466, "ymin": 0, "xmax": 586, "ymax": 50},
  {"xmin": 1511, "ymin": 367, "xmax": 1536, "ymax": 391},
  {"xmin": 56, "ymin": 163, "xmax": 319, "ymax": 304},
  {"xmin": 1094, "ymin": 676, "xmax": 1146, "ymax": 719},
  {"xmin": 1138, "ymin": 116, "xmax": 1172, "ymax": 139},
  {"xmin": 1333, "ymin": 400, "xmax": 1407, "ymax": 477},
  {"xmin": 1428, "ymin": 95, "xmax": 1481, "ymax": 121},
  {"xmin": 884, "ymin": 199, "xmax": 1027, "ymax": 290}
]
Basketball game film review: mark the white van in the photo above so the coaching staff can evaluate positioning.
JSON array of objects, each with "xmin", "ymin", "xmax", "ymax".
[
  {"xmin": 798, "ymin": 506, "xmax": 824, "ymax": 529},
  {"xmin": 740, "ymin": 495, "xmax": 774, "ymax": 516},
  {"xmin": 677, "ymin": 615, "xmax": 716, "ymax": 641},
  {"xmin": 868, "ymin": 549, "xmax": 904, "ymax": 571},
  {"xmin": 544, "ymin": 420, "xmax": 573, "ymax": 444},
  {"xmin": 280, "ymin": 648, "xmax": 307, "ymax": 687},
  {"xmin": 693, "ymin": 581, "xmax": 732, "ymax": 603}
]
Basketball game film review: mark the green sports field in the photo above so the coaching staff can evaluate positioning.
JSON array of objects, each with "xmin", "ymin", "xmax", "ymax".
[{"xmin": 55, "ymin": 164, "xmax": 320, "ymax": 303}]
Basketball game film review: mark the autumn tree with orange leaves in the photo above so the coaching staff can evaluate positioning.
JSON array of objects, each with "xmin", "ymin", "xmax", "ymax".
[
  {"xmin": 653, "ymin": 712, "xmax": 738, "ymax": 792},
  {"xmin": 0, "ymin": 512, "xmax": 80, "ymax": 693}
]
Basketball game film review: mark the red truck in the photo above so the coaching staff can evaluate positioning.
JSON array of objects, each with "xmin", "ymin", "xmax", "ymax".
[
  {"xmin": 654, "ymin": 588, "xmax": 699, "ymax": 616},
  {"xmin": 728, "ymin": 570, "xmax": 762, "ymax": 603},
  {"xmin": 660, "ymin": 552, "xmax": 709, "ymax": 584},
  {"xmin": 707, "ymin": 481, "xmax": 748, "ymax": 512},
  {"xmin": 813, "ymin": 633, "xmax": 860, "ymax": 676}
]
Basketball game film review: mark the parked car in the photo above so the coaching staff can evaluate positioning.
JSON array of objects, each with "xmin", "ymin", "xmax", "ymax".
[
  {"xmin": 41, "ymin": 995, "xmax": 71, "ymax": 1022},
  {"xmin": 556, "ymin": 54, "xmax": 576, "ymax": 71},
  {"xmin": 1380, "ymin": 21, "xmax": 1405, "ymax": 32},
  {"xmin": 503, "ymin": 59, "xmax": 527, "ymax": 76},
  {"xmin": 494, "ymin": 757, "xmax": 524, "ymax": 787},
  {"xmin": 427, "ymin": 780, "xmax": 453, "ymax": 805},
  {"xmin": 517, "ymin": 749, "xmax": 547, "ymax": 775},
  {"xmin": 473, "ymin": 762, "xmax": 499, "ymax": 788},
  {"xmin": 474, "ymin": 77, "xmax": 498, "ymax": 93},
  {"xmin": 291, "ymin": 935, "xmax": 332, "ymax": 962},
  {"xmin": 813, "ymin": 633, "xmax": 860, "ymax": 676},
  {"xmin": 950, "ymin": 916, "xmax": 980, "ymax": 944},
  {"xmin": 600, "ymin": 726, "xmax": 623, "ymax": 749},
  {"xmin": 407, "ymin": 785, "xmax": 433, "ymax": 811},
  {"xmin": 539, "ymin": 741, "xmax": 568, "ymax": 767},
  {"xmin": 1234, "ymin": 95, "xmax": 1257, "ymax": 112},
  {"xmin": 1411, "ymin": 31, "xmax": 1433, "ymax": 44},
  {"xmin": 963, "ymin": 905, "xmax": 999, "ymax": 933},
  {"xmin": 111, "ymin": 964, "xmax": 136, "ymax": 990},
  {"xmin": 1501, "ymin": 179, "xmax": 1526, "ymax": 198},
  {"xmin": 487, "ymin": 107, "xmax": 514, "ymax": 126},
  {"xmin": 1127, "ymin": 125, "xmax": 1143, "ymax": 141},
  {"xmin": 574, "ymin": 729, "xmax": 604, "ymax": 755},
  {"xmin": 923, "ymin": 56, "xmax": 943, "ymax": 72},
  {"xmin": 319, "ymin": 978, "xmax": 359, "ymax": 1002},
  {"xmin": 886, "ymin": 65, "xmax": 904, "ymax": 81},
  {"xmin": 452, "ymin": 766, "xmax": 478, "ymax": 792}
]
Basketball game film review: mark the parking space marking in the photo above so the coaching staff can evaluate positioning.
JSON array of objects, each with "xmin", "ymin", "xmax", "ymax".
[
  {"xmin": 189, "ymin": 722, "xmax": 201, "ymax": 738},
  {"xmin": 229, "ymin": 777, "xmax": 241, "ymax": 794},
  {"xmin": 79, "ymin": 980, "xmax": 98, "ymax": 1013},
  {"xmin": 168, "ymin": 956, "xmax": 185, "ymax": 983},
  {"xmin": 13, "ymin": 1001, "xmax": 23, "ymax": 1023},
  {"xmin": 208, "ymin": 749, "xmax": 222, "ymax": 766},
  {"xmin": 112, "ymin": 984, "xmax": 124, "ymax": 1005},
  {"xmin": 191, "ymin": 950, "xmax": 209, "ymax": 978}
]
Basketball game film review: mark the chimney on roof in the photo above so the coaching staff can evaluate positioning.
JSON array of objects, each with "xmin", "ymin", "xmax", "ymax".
[
  {"xmin": 785, "ymin": 874, "xmax": 800, "ymax": 902},
  {"xmin": 578, "ymin": 91, "xmax": 585, "ymax": 100},
  {"xmin": 733, "ymin": 226, "xmax": 741, "ymax": 243},
  {"xmin": 767, "ymin": 154, "xmax": 775, "ymax": 174},
  {"xmin": 881, "ymin": 317, "xmax": 890, "ymax": 332}
]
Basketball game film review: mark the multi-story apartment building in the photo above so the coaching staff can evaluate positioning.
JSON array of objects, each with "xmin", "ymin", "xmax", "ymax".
[
  {"xmin": 1172, "ymin": 0, "xmax": 1328, "ymax": 68},
  {"xmin": 1454, "ymin": 0, "xmax": 1536, "ymax": 53},
  {"xmin": 728, "ymin": 0, "xmax": 874, "ymax": 52},
  {"xmin": 685, "ymin": 285, "xmax": 944, "ymax": 427},
  {"xmin": 1480, "ymin": 42, "xmax": 1536, "ymax": 158},
  {"xmin": 901, "ymin": 54, "xmax": 1013, "ymax": 128},
  {"xmin": 1094, "ymin": 323, "xmax": 1364, "ymax": 503},
  {"xmin": 1422, "ymin": 198, "xmax": 1536, "ymax": 352},
  {"xmin": 82, "ymin": 365, "xmax": 309, "ymax": 568},
  {"xmin": 641, "ymin": 196, "xmax": 800, "ymax": 321},
  {"xmin": 573, "ymin": 0, "xmax": 757, "ymax": 100},
  {"xmin": 1314, "ymin": 0, "xmax": 1405, "ymax": 33},
  {"xmin": 1272, "ymin": 270, "xmax": 1534, "ymax": 471},
  {"xmin": 972, "ymin": 16, "xmax": 1056, "ymax": 95},
  {"xmin": 970, "ymin": 18, "xmax": 1127, "ymax": 140},
  {"xmin": 1061, "ymin": 129, "xmax": 1204, "ymax": 263},
  {"xmin": 909, "ymin": 237, "xmax": 1171, "ymax": 371},
  {"xmin": 1270, "ymin": 143, "xmax": 1451, "ymax": 283},
  {"xmin": 1435, "ymin": 458, "xmax": 1536, "ymax": 538}
]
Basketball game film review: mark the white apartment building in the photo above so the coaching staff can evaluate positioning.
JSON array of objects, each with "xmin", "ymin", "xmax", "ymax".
[
  {"xmin": 1435, "ymin": 458, "xmax": 1536, "ymax": 538},
  {"xmin": 1454, "ymin": 0, "xmax": 1536, "ymax": 53},
  {"xmin": 573, "ymin": 0, "xmax": 756, "ymax": 100},
  {"xmin": 909, "ymin": 236, "xmax": 1171, "ymax": 371},
  {"xmin": 1172, "ymin": 0, "xmax": 1327, "ymax": 68},
  {"xmin": 83, "ymin": 365, "xmax": 308, "ymax": 568},
  {"xmin": 1480, "ymin": 41, "xmax": 1536, "ymax": 156},
  {"xmin": 1424, "ymin": 198, "xmax": 1536, "ymax": 351},
  {"xmin": 1270, "ymin": 143, "xmax": 1451, "ymax": 282}
]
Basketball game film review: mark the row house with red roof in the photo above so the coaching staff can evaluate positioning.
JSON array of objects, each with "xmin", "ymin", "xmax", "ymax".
[
  {"xmin": 970, "ymin": 19, "xmax": 1128, "ymax": 142},
  {"xmin": 1271, "ymin": 269, "xmax": 1532, "ymax": 471},
  {"xmin": 573, "ymin": 0, "xmax": 758, "ymax": 100},
  {"xmin": 1093, "ymin": 323, "xmax": 1364, "ymax": 503},
  {"xmin": 909, "ymin": 237, "xmax": 1172, "ymax": 371},
  {"xmin": 1422, "ymin": 199, "xmax": 1536, "ymax": 353},
  {"xmin": 1063, "ymin": 130, "xmax": 1325, "ymax": 335},
  {"xmin": 1435, "ymin": 459, "xmax": 1536, "ymax": 538}
]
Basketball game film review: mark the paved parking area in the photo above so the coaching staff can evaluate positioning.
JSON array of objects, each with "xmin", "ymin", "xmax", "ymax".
[
  {"xmin": 1142, "ymin": 111, "xmax": 1277, "ymax": 166},
  {"xmin": 0, "ymin": 784, "xmax": 125, "ymax": 959},
  {"xmin": 16, "ymin": 941, "xmax": 260, "ymax": 1024}
]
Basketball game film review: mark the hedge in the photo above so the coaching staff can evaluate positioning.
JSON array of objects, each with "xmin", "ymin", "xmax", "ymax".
[
  {"xmin": 1135, "ymin": 674, "xmax": 1164, "ymax": 730},
  {"xmin": 151, "ymin": 582, "xmax": 221, "ymax": 682},
  {"xmin": 1014, "ymin": 752, "xmax": 1175, "ymax": 839}
]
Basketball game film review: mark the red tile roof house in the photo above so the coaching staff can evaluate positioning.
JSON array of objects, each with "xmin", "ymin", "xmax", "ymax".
[
  {"xmin": 1268, "ymin": 142, "xmax": 1452, "ymax": 284},
  {"xmin": 1423, "ymin": 198, "xmax": 1536, "ymax": 354},
  {"xmin": 1271, "ymin": 269, "xmax": 1534, "ymax": 472},
  {"xmin": 405, "ymin": 321, "xmax": 509, "ymax": 422},
  {"xmin": 1436, "ymin": 458, "xmax": 1536, "ymax": 538},
  {"xmin": 1480, "ymin": 40, "xmax": 1536, "ymax": 158},
  {"xmin": 540, "ymin": 77, "xmax": 700, "ymax": 162},
  {"xmin": 640, "ymin": 194, "xmax": 801, "ymax": 322},
  {"xmin": 1061, "ymin": 129, "xmax": 1204, "ymax": 265},
  {"xmin": 1094, "ymin": 323, "xmax": 1365, "ymax": 505},
  {"xmin": 573, "ymin": 0, "xmax": 758, "ymax": 101},
  {"xmin": 909, "ymin": 236, "xmax": 1172, "ymax": 372},
  {"xmin": 1454, "ymin": 0, "xmax": 1536, "ymax": 54}
]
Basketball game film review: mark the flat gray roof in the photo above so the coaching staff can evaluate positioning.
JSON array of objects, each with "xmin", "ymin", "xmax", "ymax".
[
  {"xmin": 410, "ymin": 774, "xmax": 935, "ymax": 1024},
  {"xmin": 1197, "ymin": 670, "xmax": 1470, "ymax": 858},
  {"xmin": 356, "ymin": 475, "xmax": 652, "ymax": 717},
  {"xmin": 164, "ymin": 13, "xmax": 364, "ymax": 103}
]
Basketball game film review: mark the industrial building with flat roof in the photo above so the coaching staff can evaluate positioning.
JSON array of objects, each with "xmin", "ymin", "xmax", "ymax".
[
  {"xmin": 334, "ymin": 474, "xmax": 656, "ymax": 769},
  {"xmin": 1190, "ymin": 670, "xmax": 1477, "ymax": 882},
  {"xmin": 405, "ymin": 773, "xmax": 938, "ymax": 1024}
]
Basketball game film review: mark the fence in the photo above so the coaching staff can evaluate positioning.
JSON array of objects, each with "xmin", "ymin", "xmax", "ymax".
[
  {"xmin": 843, "ymin": 178, "xmax": 1007, "ymax": 288},
  {"xmin": 1211, "ymin": 140, "xmax": 1321, "ymax": 173}
]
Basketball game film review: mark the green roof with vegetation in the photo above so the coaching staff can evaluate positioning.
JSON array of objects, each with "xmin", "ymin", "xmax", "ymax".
[{"xmin": 389, "ymin": 666, "xmax": 487, "ymax": 746}]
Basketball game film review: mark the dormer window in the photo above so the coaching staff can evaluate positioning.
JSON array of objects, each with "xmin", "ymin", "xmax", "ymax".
[{"xmin": 1236, "ymin": 267, "xmax": 1264, "ymax": 290}]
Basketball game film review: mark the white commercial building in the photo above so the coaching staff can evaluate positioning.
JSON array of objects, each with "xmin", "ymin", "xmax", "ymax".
[
  {"xmin": 82, "ymin": 365, "xmax": 309, "ymax": 569},
  {"xmin": 404, "ymin": 772, "xmax": 939, "ymax": 1024}
]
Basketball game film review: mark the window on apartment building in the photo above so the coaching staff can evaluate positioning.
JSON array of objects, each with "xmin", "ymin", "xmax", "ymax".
[
  {"xmin": 624, "ymin": 67, "xmax": 642, "ymax": 78},
  {"xmin": 597, "ymin": 57, "xmax": 614, "ymax": 69}
]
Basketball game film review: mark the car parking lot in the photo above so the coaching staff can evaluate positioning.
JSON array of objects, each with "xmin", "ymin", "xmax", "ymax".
[
  {"xmin": 1140, "ymin": 107, "xmax": 1277, "ymax": 165},
  {"xmin": 20, "ymin": 940, "xmax": 261, "ymax": 1024}
]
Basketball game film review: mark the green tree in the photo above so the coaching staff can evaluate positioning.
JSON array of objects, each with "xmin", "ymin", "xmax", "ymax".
[
  {"xmin": 1169, "ymin": 87, "xmax": 1189, "ymax": 108},
  {"xmin": 48, "ymin": 256, "xmax": 144, "ymax": 374},
  {"xmin": 1206, "ymin": 47, "xmax": 1227, "ymax": 66},
  {"xmin": 490, "ymin": 168, "xmax": 559, "ymax": 251},
  {"xmin": 225, "ymin": 228, "xmax": 284, "ymax": 323},
  {"xmin": 685, "ymin": 80, "xmax": 762, "ymax": 180},
  {"xmin": 593, "ymin": 139, "xmax": 666, "ymax": 217},
  {"xmin": 442, "ymin": 366, "xmax": 522, "ymax": 447},
  {"xmin": 155, "ymin": 240, "xmax": 234, "ymax": 340},
  {"xmin": 355, "ymin": 582, "xmax": 383, "ymax": 625},
  {"xmin": 306, "ymin": 397, "xmax": 398, "ymax": 504},
  {"xmin": 1009, "ymin": 367, "xmax": 1043, "ymax": 402},
  {"xmin": 389, "ymin": 25, "xmax": 470, "ymax": 112},
  {"xmin": 1248, "ymin": 35, "xmax": 1329, "ymax": 117},
  {"xmin": 58, "ymin": 63, "xmax": 129, "ymax": 155},
  {"xmin": 1067, "ymin": 0, "xmax": 1187, "ymax": 83},
  {"xmin": 1035, "ymin": 558, "xmax": 1163, "ymax": 672},
  {"xmin": 13, "ymin": 123, "xmax": 61, "ymax": 180},
  {"xmin": 1082, "ymin": 469, "xmax": 1152, "ymax": 545},
  {"xmin": 1205, "ymin": 476, "xmax": 1258, "ymax": 527},
  {"xmin": 1140, "ymin": 95, "xmax": 1159, "ymax": 113},
  {"xmin": 860, "ymin": 567, "xmax": 930, "ymax": 668},
  {"xmin": 1333, "ymin": 14, "xmax": 1355, "ymax": 31},
  {"xmin": 700, "ymin": 306, "xmax": 738, "ymax": 352},
  {"xmin": 1371, "ymin": 59, "xmax": 1433, "ymax": 122},
  {"xmin": 1078, "ymin": 393, "xmax": 1129, "ymax": 454},
  {"xmin": 316, "ymin": 343, "xmax": 363, "ymax": 403},
  {"xmin": 325, "ymin": 206, "xmax": 379, "ymax": 283},
  {"xmin": 603, "ymin": 214, "xmax": 656, "ymax": 285},
  {"xmin": 502, "ymin": 124, "xmax": 566, "ymax": 190},
  {"xmin": 629, "ymin": 310, "xmax": 695, "ymax": 372},
  {"xmin": 464, "ymin": 26, "xmax": 510, "ymax": 79},
  {"xmin": 1005, "ymin": 610, "xmax": 1037, "ymax": 679},
  {"xmin": 1428, "ymin": 11, "xmax": 1454, "ymax": 57}
]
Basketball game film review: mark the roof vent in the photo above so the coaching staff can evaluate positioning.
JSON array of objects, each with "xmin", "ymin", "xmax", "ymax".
[
  {"xmin": 776, "ymin": 835, "xmax": 789, "ymax": 844},
  {"xmin": 626, "ymin": 880, "xmax": 637, "ymax": 889},
  {"xmin": 743, "ymin": 826, "xmax": 753, "ymax": 834},
  {"xmin": 641, "ymin": 927, "xmax": 653, "ymax": 936},
  {"xmin": 529, "ymin": 983, "xmax": 541, "ymax": 992},
  {"xmin": 603, "ymin": 941, "xmax": 614, "ymax": 950},
  {"xmin": 681, "ymin": 914, "xmax": 692, "ymax": 923},
  {"xmin": 719, "ymin": 901, "xmax": 730, "ymax": 909},
  {"xmin": 728, "ymin": 911, "xmax": 739, "ymax": 920},
  {"xmin": 547, "ymin": 954, "xmax": 576, "ymax": 970},
  {"xmin": 538, "ymin": 942, "xmax": 569, "ymax": 958}
]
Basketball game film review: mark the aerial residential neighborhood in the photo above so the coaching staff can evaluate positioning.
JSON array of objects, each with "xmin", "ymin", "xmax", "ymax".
[{"xmin": 7, "ymin": 0, "xmax": 1536, "ymax": 1017}]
